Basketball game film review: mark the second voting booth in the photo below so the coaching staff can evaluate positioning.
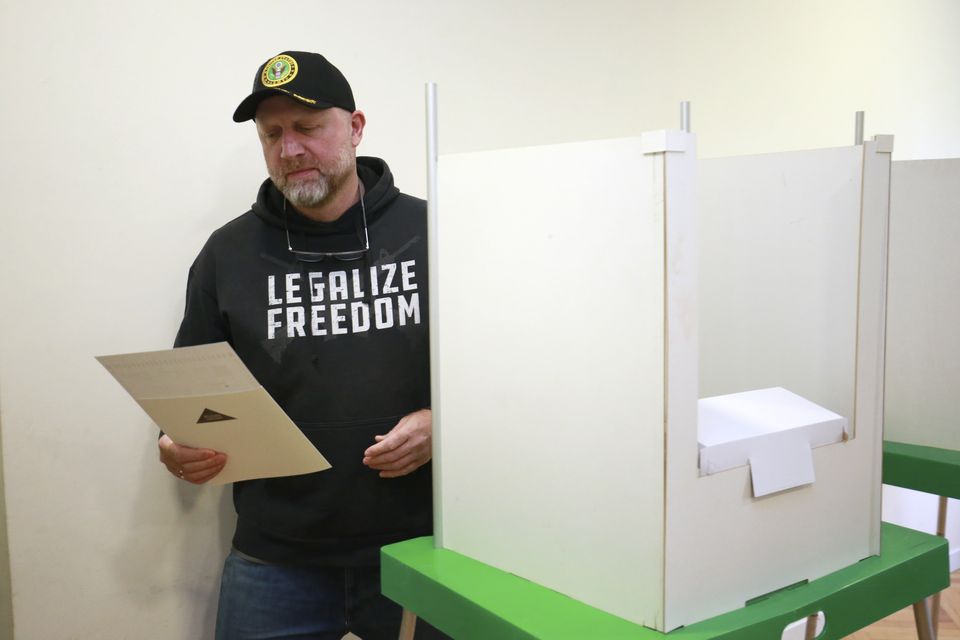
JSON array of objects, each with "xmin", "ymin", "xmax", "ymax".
[
  {"xmin": 884, "ymin": 158, "xmax": 960, "ymax": 454},
  {"xmin": 427, "ymin": 127, "xmax": 893, "ymax": 631}
]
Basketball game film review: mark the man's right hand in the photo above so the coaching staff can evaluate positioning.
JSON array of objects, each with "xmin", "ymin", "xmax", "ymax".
[{"xmin": 158, "ymin": 434, "xmax": 227, "ymax": 484}]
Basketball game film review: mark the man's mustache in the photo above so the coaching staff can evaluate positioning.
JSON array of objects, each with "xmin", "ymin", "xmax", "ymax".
[{"xmin": 281, "ymin": 161, "xmax": 320, "ymax": 174}]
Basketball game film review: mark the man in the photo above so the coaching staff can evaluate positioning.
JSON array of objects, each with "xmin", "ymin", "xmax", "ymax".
[{"xmin": 158, "ymin": 51, "xmax": 442, "ymax": 639}]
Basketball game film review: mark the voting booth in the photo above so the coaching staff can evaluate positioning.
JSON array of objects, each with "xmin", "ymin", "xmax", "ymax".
[
  {"xmin": 427, "ymin": 130, "xmax": 893, "ymax": 631},
  {"xmin": 883, "ymin": 158, "xmax": 960, "ymax": 453}
]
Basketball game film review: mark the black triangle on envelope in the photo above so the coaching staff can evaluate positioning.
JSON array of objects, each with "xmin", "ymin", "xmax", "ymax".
[{"xmin": 197, "ymin": 408, "xmax": 236, "ymax": 423}]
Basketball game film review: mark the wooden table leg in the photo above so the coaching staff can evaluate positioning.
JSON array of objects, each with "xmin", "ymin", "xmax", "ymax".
[
  {"xmin": 913, "ymin": 599, "xmax": 936, "ymax": 640},
  {"xmin": 910, "ymin": 494, "xmax": 949, "ymax": 640},
  {"xmin": 930, "ymin": 495, "xmax": 948, "ymax": 638},
  {"xmin": 930, "ymin": 593, "xmax": 942, "ymax": 639},
  {"xmin": 803, "ymin": 613, "xmax": 819, "ymax": 640},
  {"xmin": 399, "ymin": 608, "xmax": 418, "ymax": 640}
]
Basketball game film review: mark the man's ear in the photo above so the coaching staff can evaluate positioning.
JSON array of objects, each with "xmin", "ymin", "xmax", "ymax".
[{"xmin": 350, "ymin": 110, "xmax": 366, "ymax": 147}]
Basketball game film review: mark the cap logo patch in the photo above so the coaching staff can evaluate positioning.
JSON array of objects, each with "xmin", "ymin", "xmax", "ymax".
[{"xmin": 261, "ymin": 54, "xmax": 298, "ymax": 87}]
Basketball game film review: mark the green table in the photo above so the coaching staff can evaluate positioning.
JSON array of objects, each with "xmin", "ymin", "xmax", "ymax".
[
  {"xmin": 883, "ymin": 439, "xmax": 960, "ymax": 638},
  {"xmin": 382, "ymin": 523, "xmax": 947, "ymax": 640},
  {"xmin": 884, "ymin": 440, "xmax": 960, "ymax": 500}
]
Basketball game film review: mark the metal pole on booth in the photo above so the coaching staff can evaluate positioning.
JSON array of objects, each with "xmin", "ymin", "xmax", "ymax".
[
  {"xmin": 425, "ymin": 82, "xmax": 443, "ymax": 550},
  {"xmin": 854, "ymin": 111, "xmax": 865, "ymax": 145}
]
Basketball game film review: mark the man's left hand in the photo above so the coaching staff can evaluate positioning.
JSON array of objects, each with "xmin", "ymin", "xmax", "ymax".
[{"xmin": 362, "ymin": 409, "xmax": 432, "ymax": 478}]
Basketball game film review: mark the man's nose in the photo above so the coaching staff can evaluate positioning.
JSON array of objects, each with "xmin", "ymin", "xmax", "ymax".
[{"xmin": 280, "ymin": 132, "xmax": 306, "ymax": 158}]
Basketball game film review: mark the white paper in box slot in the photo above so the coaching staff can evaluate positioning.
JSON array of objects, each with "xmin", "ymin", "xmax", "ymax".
[{"xmin": 698, "ymin": 387, "xmax": 847, "ymax": 496}]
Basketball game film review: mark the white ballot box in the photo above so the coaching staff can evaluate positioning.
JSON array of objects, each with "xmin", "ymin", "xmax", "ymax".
[
  {"xmin": 697, "ymin": 387, "xmax": 847, "ymax": 488},
  {"xmin": 429, "ymin": 131, "xmax": 892, "ymax": 631}
]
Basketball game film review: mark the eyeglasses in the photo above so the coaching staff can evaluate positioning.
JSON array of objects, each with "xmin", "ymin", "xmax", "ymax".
[{"xmin": 283, "ymin": 184, "xmax": 370, "ymax": 263}]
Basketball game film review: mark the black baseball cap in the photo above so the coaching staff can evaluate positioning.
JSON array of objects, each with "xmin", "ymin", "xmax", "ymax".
[{"xmin": 232, "ymin": 51, "xmax": 356, "ymax": 122}]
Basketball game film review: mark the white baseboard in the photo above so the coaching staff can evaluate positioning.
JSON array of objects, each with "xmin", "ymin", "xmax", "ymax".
[{"xmin": 951, "ymin": 546, "xmax": 960, "ymax": 572}]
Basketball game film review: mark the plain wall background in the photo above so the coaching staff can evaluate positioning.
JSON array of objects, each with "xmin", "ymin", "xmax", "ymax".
[
  {"xmin": 1, "ymin": 1, "xmax": 958, "ymax": 637},
  {"xmin": 0, "ymin": 421, "xmax": 10, "ymax": 640}
]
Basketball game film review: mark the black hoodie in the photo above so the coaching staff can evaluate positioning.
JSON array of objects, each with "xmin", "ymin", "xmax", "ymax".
[{"xmin": 175, "ymin": 157, "xmax": 432, "ymax": 565}]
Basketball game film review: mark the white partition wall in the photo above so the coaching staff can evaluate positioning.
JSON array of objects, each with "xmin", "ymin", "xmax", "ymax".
[
  {"xmin": 667, "ymin": 139, "xmax": 891, "ymax": 627},
  {"xmin": 884, "ymin": 159, "xmax": 960, "ymax": 450},
  {"xmin": 431, "ymin": 134, "xmax": 891, "ymax": 630},
  {"xmin": 881, "ymin": 159, "xmax": 960, "ymax": 567},
  {"xmin": 432, "ymin": 133, "xmax": 691, "ymax": 626}
]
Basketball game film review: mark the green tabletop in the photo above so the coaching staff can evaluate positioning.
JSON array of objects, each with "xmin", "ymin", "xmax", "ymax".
[
  {"xmin": 884, "ymin": 440, "xmax": 960, "ymax": 499},
  {"xmin": 382, "ymin": 523, "xmax": 947, "ymax": 640}
]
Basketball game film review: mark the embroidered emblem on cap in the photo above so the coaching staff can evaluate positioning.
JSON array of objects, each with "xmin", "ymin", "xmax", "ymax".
[{"xmin": 261, "ymin": 54, "xmax": 298, "ymax": 87}]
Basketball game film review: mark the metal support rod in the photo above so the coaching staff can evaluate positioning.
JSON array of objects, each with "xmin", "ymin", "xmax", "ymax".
[
  {"xmin": 854, "ymin": 111, "xmax": 865, "ymax": 145},
  {"xmin": 425, "ymin": 82, "xmax": 443, "ymax": 548},
  {"xmin": 426, "ymin": 84, "xmax": 439, "ymax": 183},
  {"xmin": 680, "ymin": 101, "xmax": 691, "ymax": 133}
]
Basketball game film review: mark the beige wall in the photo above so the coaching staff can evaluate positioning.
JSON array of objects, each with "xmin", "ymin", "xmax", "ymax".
[
  {"xmin": 1, "ymin": 0, "xmax": 958, "ymax": 637},
  {"xmin": 0, "ymin": 414, "xmax": 12, "ymax": 640}
]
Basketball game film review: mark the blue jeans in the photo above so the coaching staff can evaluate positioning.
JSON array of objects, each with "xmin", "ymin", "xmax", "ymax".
[{"xmin": 215, "ymin": 550, "xmax": 448, "ymax": 640}]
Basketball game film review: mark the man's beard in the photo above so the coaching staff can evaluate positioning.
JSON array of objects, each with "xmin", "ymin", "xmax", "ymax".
[{"xmin": 273, "ymin": 147, "xmax": 354, "ymax": 209}]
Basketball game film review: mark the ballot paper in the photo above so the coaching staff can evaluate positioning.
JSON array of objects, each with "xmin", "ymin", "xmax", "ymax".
[{"xmin": 97, "ymin": 342, "xmax": 331, "ymax": 484}]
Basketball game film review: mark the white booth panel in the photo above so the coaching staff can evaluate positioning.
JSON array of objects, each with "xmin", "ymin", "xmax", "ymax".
[
  {"xmin": 663, "ymin": 142, "xmax": 887, "ymax": 629},
  {"xmin": 434, "ymin": 136, "xmax": 677, "ymax": 626},
  {"xmin": 885, "ymin": 159, "xmax": 960, "ymax": 450}
]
